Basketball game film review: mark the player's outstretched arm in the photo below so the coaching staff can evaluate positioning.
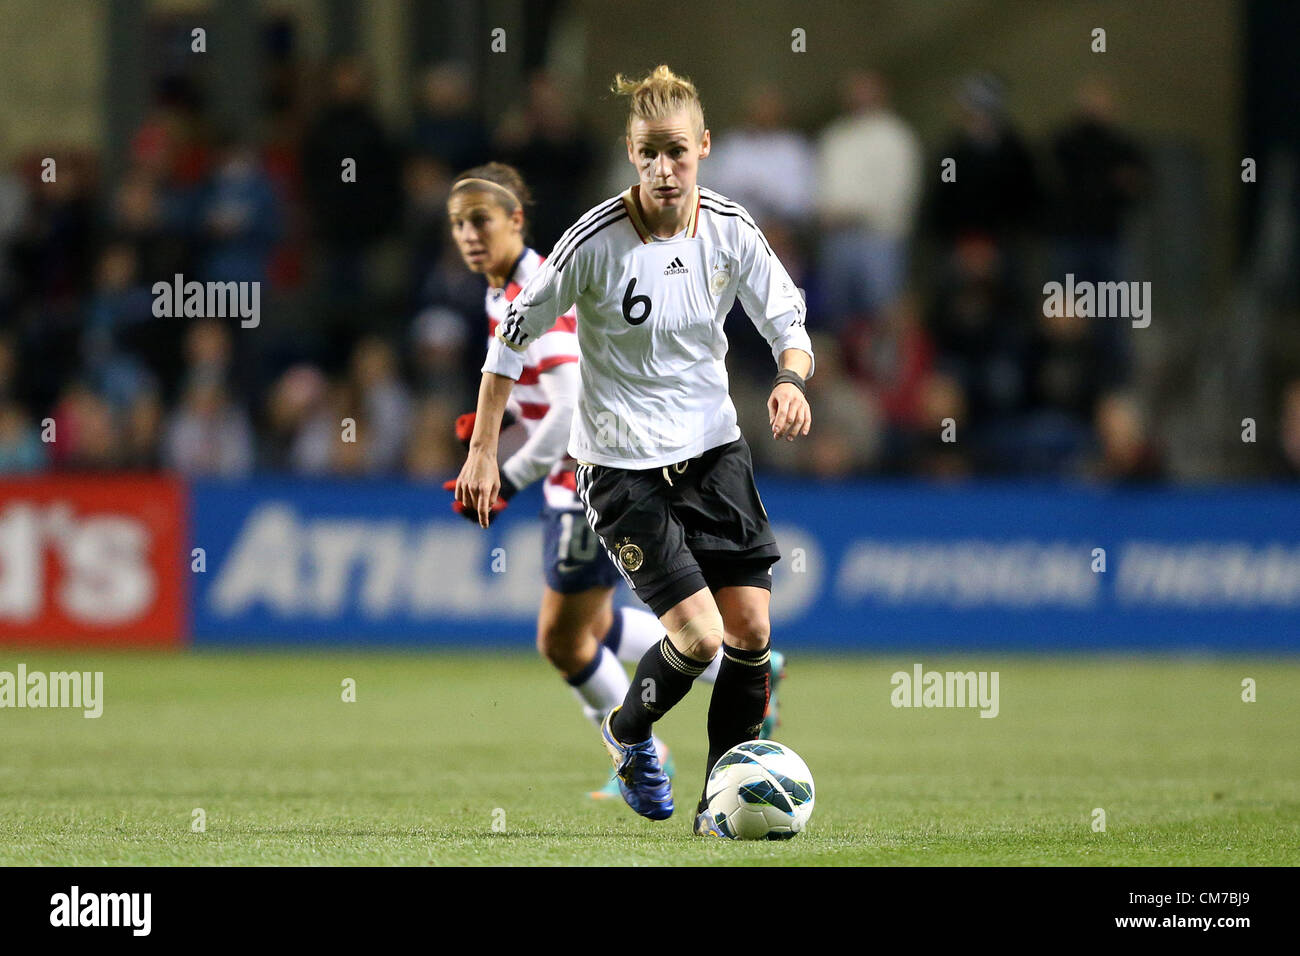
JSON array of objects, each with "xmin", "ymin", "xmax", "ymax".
[
  {"xmin": 455, "ymin": 371, "xmax": 516, "ymax": 527},
  {"xmin": 498, "ymin": 360, "xmax": 579, "ymax": 492},
  {"xmin": 769, "ymin": 348, "xmax": 813, "ymax": 442}
]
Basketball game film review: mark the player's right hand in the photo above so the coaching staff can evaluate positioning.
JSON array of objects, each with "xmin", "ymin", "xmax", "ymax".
[
  {"xmin": 454, "ymin": 450, "xmax": 501, "ymax": 528},
  {"xmin": 443, "ymin": 479, "xmax": 508, "ymax": 526}
]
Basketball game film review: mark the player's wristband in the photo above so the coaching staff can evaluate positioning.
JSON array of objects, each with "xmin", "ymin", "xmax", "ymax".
[{"xmin": 772, "ymin": 369, "xmax": 806, "ymax": 395}]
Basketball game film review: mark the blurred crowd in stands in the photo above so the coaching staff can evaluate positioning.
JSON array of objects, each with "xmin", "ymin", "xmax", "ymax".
[{"xmin": 1, "ymin": 56, "xmax": 1296, "ymax": 483}]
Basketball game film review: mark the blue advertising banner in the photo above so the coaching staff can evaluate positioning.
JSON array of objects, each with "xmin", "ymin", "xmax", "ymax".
[{"xmin": 189, "ymin": 478, "xmax": 1300, "ymax": 650}]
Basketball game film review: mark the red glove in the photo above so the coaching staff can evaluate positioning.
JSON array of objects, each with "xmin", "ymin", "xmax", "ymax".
[
  {"xmin": 454, "ymin": 409, "xmax": 518, "ymax": 448},
  {"xmin": 443, "ymin": 478, "xmax": 510, "ymax": 526},
  {"xmin": 454, "ymin": 413, "xmax": 477, "ymax": 446}
]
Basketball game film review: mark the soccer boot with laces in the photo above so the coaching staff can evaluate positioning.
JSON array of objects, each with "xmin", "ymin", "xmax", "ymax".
[
  {"xmin": 599, "ymin": 708, "xmax": 674, "ymax": 820},
  {"xmin": 590, "ymin": 736, "xmax": 674, "ymax": 800}
]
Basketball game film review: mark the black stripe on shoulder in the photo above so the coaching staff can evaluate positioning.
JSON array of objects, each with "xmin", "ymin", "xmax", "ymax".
[
  {"xmin": 699, "ymin": 201, "xmax": 773, "ymax": 257},
  {"xmin": 550, "ymin": 197, "xmax": 624, "ymax": 261},
  {"xmin": 556, "ymin": 211, "xmax": 629, "ymax": 272},
  {"xmin": 560, "ymin": 195, "xmax": 623, "ymax": 238},
  {"xmin": 700, "ymin": 191, "xmax": 757, "ymax": 227},
  {"xmin": 699, "ymin": 187, "xmax": 742, "ymax": 208},
  {"xmin": 550, "ymin": 207, "xmax": 626, "ymax": 271},
  {"xmin": 698, "ymin": 189, "xmax": 755, "ymax": 219}
]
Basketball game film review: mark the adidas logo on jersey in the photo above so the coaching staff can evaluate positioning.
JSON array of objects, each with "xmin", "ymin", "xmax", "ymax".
[{"xmin": 663, "ymin": 256, "xmax": 689, "ymax": 275}]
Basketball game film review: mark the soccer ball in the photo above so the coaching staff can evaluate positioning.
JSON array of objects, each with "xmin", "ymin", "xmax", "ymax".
[{"xmin": 703, "ymin": 740, "xmax": 815, "ymax": 840}]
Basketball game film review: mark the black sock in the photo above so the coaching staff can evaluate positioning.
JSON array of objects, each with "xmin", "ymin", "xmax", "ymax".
[
  {"xmin": 610, "ymin": 636, "xmax": 709, "ymax": 744},
  {"xmin": 699, "ymin": 641, "xmax": 772, "ymax": 811}
]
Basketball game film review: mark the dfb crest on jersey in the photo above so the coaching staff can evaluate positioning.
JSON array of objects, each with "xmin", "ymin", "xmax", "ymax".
[
  {"xmin": 616, "ymin": 537, "xmax": 644, "ymax": 572},
  {"xmin": 710, "ymin": 253, "xmax": 732, "ymax": 296}
]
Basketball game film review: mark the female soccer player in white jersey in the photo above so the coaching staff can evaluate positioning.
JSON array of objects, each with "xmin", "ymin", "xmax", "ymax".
[
  {"xmin": 455, "ymin": 68, "xmax": 812, "ymax": 834},
  {"xmin": 445, "ymin": 162, "xmax": 741, "ymax": 799}
]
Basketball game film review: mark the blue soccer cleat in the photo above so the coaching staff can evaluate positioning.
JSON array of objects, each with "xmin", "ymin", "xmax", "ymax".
[
  {"xmin": 591, "ymin": 736, "xmax": 673, "ymax": 801},
  {"xmin": 694, "ymin": 808, "xmax": 732, "ymax": 838},
  {"xmin": 759, "ymin": 650, "xmax": 786, "ymax": 740},
  {"xmin": 599, "ymin": 708, "xmax": 674, "ymax": 820}
]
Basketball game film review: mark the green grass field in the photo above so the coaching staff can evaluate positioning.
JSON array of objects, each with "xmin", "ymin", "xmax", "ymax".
[{"xmin": 2, "ymin": 650, "xmax": 1297, "ymax": 865}]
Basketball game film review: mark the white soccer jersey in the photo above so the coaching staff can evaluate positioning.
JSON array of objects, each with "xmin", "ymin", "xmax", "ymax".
[
  {"xmin": 482, "ymin": 185, "xmax": 814, "ymax": 469},
  {"xmin": 485, "ymin": 247, "xmax": 581, "ymax": 508}
]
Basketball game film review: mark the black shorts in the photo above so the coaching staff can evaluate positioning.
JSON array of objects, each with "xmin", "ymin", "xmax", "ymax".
[{"xmin": 574, "ymin": 436, "xmax": 781, "ymax": 618}]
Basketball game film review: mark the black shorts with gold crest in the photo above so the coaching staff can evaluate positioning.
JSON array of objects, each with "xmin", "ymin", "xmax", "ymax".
[{"xmin": 574, "ymin": 436, "xmax": 780, "ymax": 618}]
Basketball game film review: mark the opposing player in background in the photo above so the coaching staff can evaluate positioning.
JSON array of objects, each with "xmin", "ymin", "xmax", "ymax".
[
  {"xmin": 444, "ymin": 163, "xmax": 781, "ymax": 799},
  {"xmin": 455, "ymin": 68, "xmax": 810, "ymax": 834}
]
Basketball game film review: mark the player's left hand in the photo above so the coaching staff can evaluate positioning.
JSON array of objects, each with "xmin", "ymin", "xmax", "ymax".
[
  {"xmin": 768, "ymin": 383, "xmax": 811, "ymax": 441},
  {"xmin": 443, "ymin": 478, "xmax": 509, "ymax": 526}
]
